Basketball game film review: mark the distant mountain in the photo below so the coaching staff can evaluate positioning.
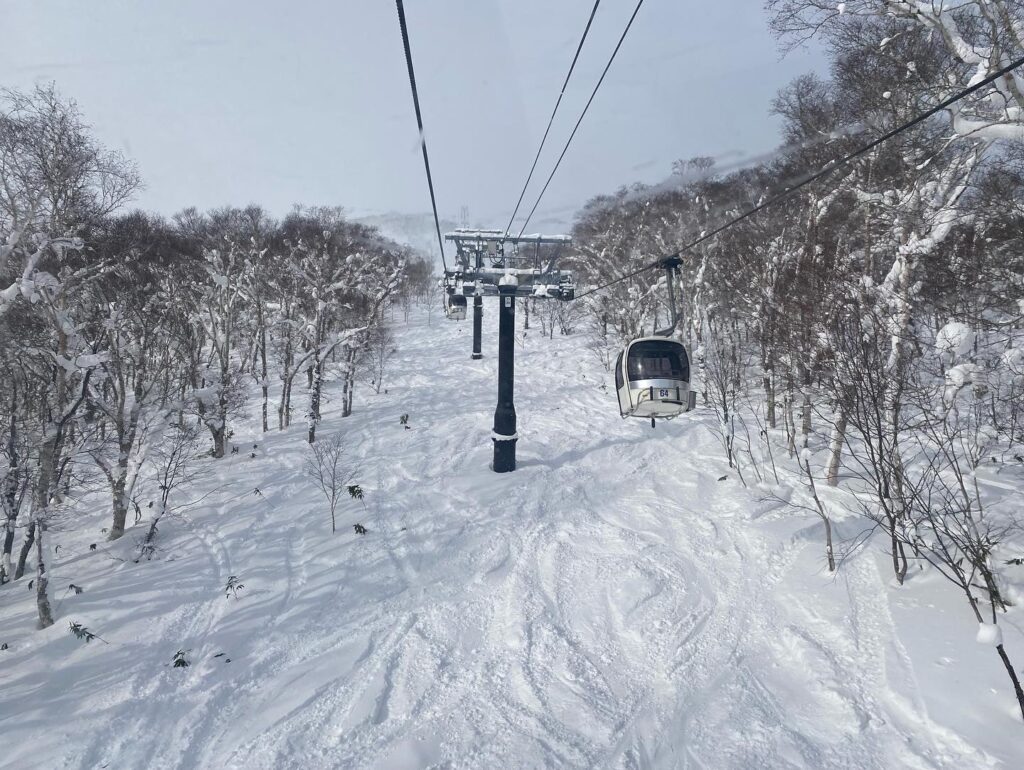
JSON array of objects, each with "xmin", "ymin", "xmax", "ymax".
[{"xmin": 354, "ymin": 212, "xmax": 460, "ymax": 273}]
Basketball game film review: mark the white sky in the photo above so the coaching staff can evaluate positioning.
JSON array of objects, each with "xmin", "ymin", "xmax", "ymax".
[{"xmin": 3, "ymin": 0, "xmax": 826, "ymax": 229}]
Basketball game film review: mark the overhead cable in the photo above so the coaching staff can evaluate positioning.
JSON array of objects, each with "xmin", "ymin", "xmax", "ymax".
[
  {"xmin": 515, "ymin": 0, "xmax": 647, "ymax": 240},
  {"xmin": 395, "ymin": 0, "xmax": 448, "ymax": 273},
  {"xmin": 502, "ymin": 0, "xmax": 603, "ymax": 243}
]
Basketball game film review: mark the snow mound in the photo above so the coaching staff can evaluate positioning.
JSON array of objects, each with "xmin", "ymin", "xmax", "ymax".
[
  {"xmin": 1001, "ymin": 347, "xmax": 1024, "ymax": 373},
  {"xmin": 977, "ymin": 623, "xmax": 1004, "ymax": 647},
  {"xmin": 936, "ymin": 321, "xmax": 974, "ymax": 359}
]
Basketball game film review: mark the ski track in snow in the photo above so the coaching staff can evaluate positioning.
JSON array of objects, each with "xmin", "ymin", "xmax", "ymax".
[{"xmin": 0, "ymin": 309, "xmax": 1015, "ymax": 769}]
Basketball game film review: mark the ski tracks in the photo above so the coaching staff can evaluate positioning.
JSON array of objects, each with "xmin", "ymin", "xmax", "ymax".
[
  {"xmin": 770, "ymin": 552, "xmax": 996, "ymax": 769},
  {"xmin": 72, "ymin": 317, "xmax": 997, "ymax": 769},
  {"xmin": 78, "ymin": 505, "xmax": 236, "ymax": 769}
]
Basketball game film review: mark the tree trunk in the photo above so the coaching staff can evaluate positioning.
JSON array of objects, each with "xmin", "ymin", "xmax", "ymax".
[
  {"xmin": 784, "ymin": 387, "xmax": 797, "ymax": 458},
  {"xmin": 260, "ymin": 326, "xmax": 269, "ymax": 433},
  {"xmin": 55, "ymin": 422, "xmax": 75, "ymax": 503},
  {"xmin": 29, "ymin": 429, "xmax": 59, "ymax": 626},
  {"xmin": 14, "ymin": 519, "xmax": 35, "ymax": 580},
  {"xmin": 995, "ymin": 644, "xmax": 1024, "ymax": 721},
  {"xmin": 344, "ymin": 371, "xmax": 356, "ymax": 416},
  {"xmin": 342, "ymin": 346, "xmax": 358, "ymax": 418},
  {"xmin": 279, "ymin": 371, "xmax": 294, "ymax": 431},
  {"xmin": 34, "ymin": 519, "xmax": 54, "ymax": 629},
  {"xmin": 284, "ymin": 380, "xmax": 291, "ymax": 429},
  {"xmin": 823, "ymin": 515, "xmax": 836, "ymax": 572},
  {"xmin": 803, "ymin": 457, "xmax": 836, "ymax": 572},
  {"xmin": 211, "ymin": 423, "xmax": 227, "ymax": 458},
  {"xmin": 279, "ymin": 339, "xmax": 294, "ymax": 430},
  {"xmin": 1, "ymin": 391, "xmax": 19, "ymax": 583},
  {"xmin": 141, "ymin": 501, "xmax": 166, "ymax": 558},
  {"xmin": 209, "ymin": 387, "xmax": 229, "ymax": 458},
  {"xmin": 825, "ymin": 405, "xmax": 847, "ymax": 487},
  {"xmin": 308, "ymin": 358, "xmax": 324, "ymax": 444},
  {"xmin": 108, "ymin": 471, "xmax": 129, "ymax": 541},
  {"xmin": 801, "ymin": 388, "xmax": 812, "ymax": 448},
  {"xmin": 1, "ymin": 516, "xmax": 15, "ymax": 584},
  {"xmin": 890, "ymin": 523, "xmax": 908, "ymax": 585}
]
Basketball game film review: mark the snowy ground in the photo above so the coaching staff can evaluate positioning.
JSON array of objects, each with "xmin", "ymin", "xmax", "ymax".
[{"xmin": 1, "ymin": 306, "xmax": 1022, "ymax": 769}]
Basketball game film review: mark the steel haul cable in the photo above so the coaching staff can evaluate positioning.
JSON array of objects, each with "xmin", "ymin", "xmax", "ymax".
[
  {"xmin": 395, "ymin": 0, "xmax": 448, "ymax": 273},
  {"xmin": 515, "ymin": 0, "xmax": 647, "ymax": 240},
  {"xmin": 502, "ymin": 0, "xmax": 602, "ymax": 243}
]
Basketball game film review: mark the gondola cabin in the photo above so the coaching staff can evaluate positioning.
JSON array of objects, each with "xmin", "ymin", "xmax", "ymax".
[
  {"xmin": 447, "ymin": 294, "xmax": 467, "ymax": 321},
  {"xmin": 615, "ymin": 337, "xmax": 696, "ymax": 421}
]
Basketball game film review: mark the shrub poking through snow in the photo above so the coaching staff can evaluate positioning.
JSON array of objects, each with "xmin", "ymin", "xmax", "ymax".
[
  {"xmin": 306, "ymin": 433, "xmax": 359, "ymax": 534},
  {"xmin": 224, "ymin": 575, "xmax": 244, "ymax": 599},
  {"xmin": 68, "ymin": 622, "xmax": 106, "ymax": 644},
  {"xmin": 348, "ymin": 486, "xmax": 368, "ymax": 532},
  {"xmin": 136, "ymin": 539, "xmax": 157, "ymax": 563},
  {"xmin": 935, "ymin": 321, "xmax": 975, "ymax": 362}
]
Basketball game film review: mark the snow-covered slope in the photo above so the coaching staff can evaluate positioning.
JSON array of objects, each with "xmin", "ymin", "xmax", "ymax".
[{"xmin": 1, "ymin": 308, "xmax": 1021, "ymax": 769}]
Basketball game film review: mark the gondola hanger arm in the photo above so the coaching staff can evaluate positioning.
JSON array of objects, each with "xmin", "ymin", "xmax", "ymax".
[{"xmin": 653, "ymin": 253, "xmax": 681, "ymax": 337}]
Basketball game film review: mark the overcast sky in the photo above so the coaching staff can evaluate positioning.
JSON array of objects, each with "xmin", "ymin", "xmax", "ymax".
[{"xmin": 4, "ymin": 0, "xmax": 826, "ymax": 230}]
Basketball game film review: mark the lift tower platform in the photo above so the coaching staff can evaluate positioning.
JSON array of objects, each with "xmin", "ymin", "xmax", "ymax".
[
  {"xmin": 442, "ymin": 230, "xmax": 574, "ymax": 473},
  {"xmin": 443, "ymin": 230, "xmax": 575, "ymax": 301}
]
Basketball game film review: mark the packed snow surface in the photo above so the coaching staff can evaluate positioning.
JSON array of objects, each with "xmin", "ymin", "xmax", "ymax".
[{"xmin": 1, "ymin": 308, "xmax": 1022, "ymax": 769}]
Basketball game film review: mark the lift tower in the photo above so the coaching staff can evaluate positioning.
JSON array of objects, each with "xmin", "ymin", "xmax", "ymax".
[{"xmin": 443, "ymin": 230, "xmax": 574, "ymax": 472}]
